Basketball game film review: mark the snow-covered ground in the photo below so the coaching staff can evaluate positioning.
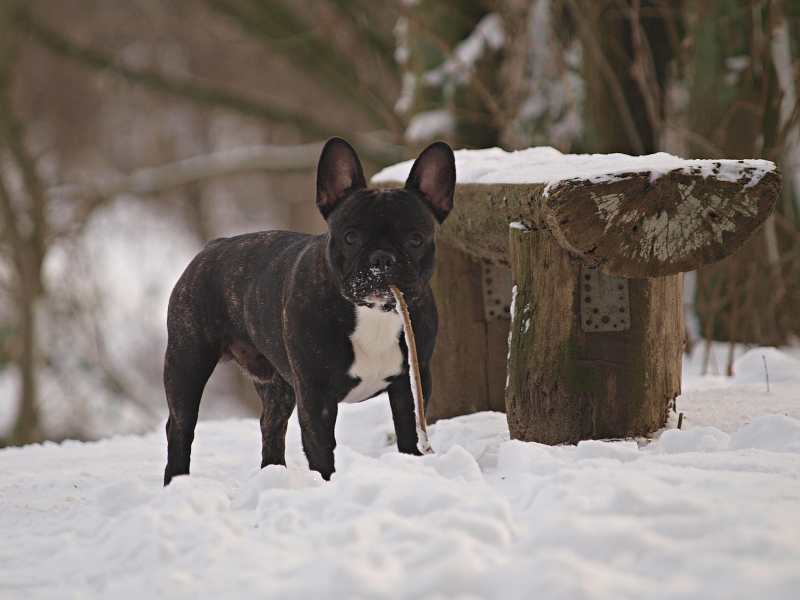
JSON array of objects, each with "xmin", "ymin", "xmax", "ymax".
[{"xmin": 2, "ymin": 346, "xmax": 800, "ymax": 599}]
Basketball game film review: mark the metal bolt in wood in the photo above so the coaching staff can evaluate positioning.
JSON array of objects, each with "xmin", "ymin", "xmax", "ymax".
[{"xmin": 580, "ymin": 267, "xmax": 630, "ymax": 332}]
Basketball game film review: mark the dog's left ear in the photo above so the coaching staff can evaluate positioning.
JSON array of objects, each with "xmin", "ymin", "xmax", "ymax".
[
  {"xmin": 316, "ymin": 137, "xmax": 367, "ymax": 219},
  {"xmin": 405, "ymin": 141, "xmax": 456, "ymax": 223}
]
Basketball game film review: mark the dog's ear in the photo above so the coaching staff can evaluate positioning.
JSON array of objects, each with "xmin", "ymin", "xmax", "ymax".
[
  {"xmin": 316, "ymin": 137, "xmax": 367, "ymax": 219},
  {"xmin": 404, "ymin": 141, "xmax": 456, "ymax": 223}
]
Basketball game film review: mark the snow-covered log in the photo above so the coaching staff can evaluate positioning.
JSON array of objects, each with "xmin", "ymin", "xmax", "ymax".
[
  {"xmin": 373, "ymin": 147, "xmax": 781, "ymax": 443},
  {"xmin": 373, "ymin": 147, "xmax": 781, "ymax": 278}
]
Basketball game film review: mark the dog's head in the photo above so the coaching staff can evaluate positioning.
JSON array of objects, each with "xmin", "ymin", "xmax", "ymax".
[{"xmin": 316, "ymin": 137, "xmax": 455, "ymax": 310}]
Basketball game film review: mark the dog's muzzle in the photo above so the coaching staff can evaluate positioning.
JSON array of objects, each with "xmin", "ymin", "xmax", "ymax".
[
  {"xmin": 341, "ymin": 250, "xmax": 423, "ymax": 310},
  {"xmin": 342, "ymin": 265, "xmax": 399, "ymax": 311}
]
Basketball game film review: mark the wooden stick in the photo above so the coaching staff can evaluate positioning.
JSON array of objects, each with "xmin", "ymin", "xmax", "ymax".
[{"xmin": 390, "ymin": 285, "xmax": 434, "ymax": 454}]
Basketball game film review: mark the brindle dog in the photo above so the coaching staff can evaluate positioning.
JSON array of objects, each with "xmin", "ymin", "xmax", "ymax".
[{"xmin": 163, "ymin": 138, "xmax": 455, "ymax": 484}]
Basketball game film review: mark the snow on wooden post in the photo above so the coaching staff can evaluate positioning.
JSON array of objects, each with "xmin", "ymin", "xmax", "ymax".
[{"xmin": 373, "ymin": 148, "xmax": 781, "ymax": 442}]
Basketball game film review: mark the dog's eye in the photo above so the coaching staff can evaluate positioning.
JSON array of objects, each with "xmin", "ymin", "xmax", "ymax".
[
  {"xmin": 344, "ymin": 231, "xmax": 359, "ymax": 246},
  {"xmin": 409, "ymin": 234, "xmax": 423, "ymax": 248}
]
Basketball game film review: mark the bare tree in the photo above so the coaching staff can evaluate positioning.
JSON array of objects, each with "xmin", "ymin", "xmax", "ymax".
[{"xmin": 0, "ymin": 1, "xmax": 46, "ymax": 444}]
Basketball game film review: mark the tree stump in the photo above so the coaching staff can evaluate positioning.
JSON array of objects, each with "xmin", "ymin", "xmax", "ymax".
[{"xmin": 373, "ymin": 149, "xmax": 781, "ymax": 442}]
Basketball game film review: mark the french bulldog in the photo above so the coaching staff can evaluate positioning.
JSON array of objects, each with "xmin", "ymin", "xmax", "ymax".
[{"xmin": 163, "ymin": 137, "xmax": 455, "ymax": 484}]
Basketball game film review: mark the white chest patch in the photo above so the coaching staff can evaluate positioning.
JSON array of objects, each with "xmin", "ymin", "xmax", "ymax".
[{"xmin": 343, "ymin": 304, "xmax": 404, "ymax": 403}]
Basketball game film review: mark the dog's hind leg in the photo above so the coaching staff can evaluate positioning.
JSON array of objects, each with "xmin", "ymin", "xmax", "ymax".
[
  {"xmin": 255, "ymin": 375, "xmax": 296, "ymax": 468},
  {"xmin": 163, "ymin": 337, "xmax": 219, "ymax": 485}
]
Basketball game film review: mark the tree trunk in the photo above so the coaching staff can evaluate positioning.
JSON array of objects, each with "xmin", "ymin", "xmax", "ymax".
[
  {"xmin": 505, "ymin": 227, "xmax": 683, "ymax": 443},
  {"xmin": 9, "ymin": 291, "xmax": 44, "ymax": 445},
  {"xmin": 1, "ymin": 1, "xmax": 45, "ymax": 446},
  {"xmin": 427, "ymin": 240, "xmax": 508, "ymax": 421}
]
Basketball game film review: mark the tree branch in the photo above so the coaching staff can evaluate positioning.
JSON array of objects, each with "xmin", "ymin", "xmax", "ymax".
[
  {"xmin": 203, "ymin": 0, "xmax": 400, "ymax": 133},
  {"xmin": 627, "ymin": 0, "xmax": 662, "ymax": 147},
  {"xmin": 566, "ymin": 0, "xmax": 645, "ymax": 154},
  {"xmin": 48, "ymin": 142, "xmax": 325, "ymax": 209},
  {"xmin": 399, "ymin": 6, "xmax": 525, "ymax": 149},
  {"xmin": 16, "ymin": 7, "xmax": 339, "ymax": 142}
]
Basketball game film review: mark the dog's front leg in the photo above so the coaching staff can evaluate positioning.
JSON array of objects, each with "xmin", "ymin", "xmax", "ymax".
[
  {"xmin": 387, "ymin": 362, "xmax": 432, "ymax": 455},
  {"xmin": 295, "ymin": 385, "xmax": 339, "ymax": 480}
]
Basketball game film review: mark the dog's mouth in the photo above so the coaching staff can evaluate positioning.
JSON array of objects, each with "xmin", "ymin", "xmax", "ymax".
[
  {"xmin": 342, "ymin": 267, "xmax": 411, "ymax": 311},
  {"xmin": 360, "ymin": 294, "xmax": 396, "ymax": 312}
]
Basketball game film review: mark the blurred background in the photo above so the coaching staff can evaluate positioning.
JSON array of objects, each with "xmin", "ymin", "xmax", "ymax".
[{"xmin": 0, "ymin": 0, "xmax": 798, "ymax": 446}]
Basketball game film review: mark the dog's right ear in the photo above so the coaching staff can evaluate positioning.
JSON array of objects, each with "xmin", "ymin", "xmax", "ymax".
[{"xmin": 316, "ymin": 137, "xmax": 367, "ymax": 219}]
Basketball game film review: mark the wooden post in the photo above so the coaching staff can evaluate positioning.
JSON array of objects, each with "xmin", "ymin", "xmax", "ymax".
[{"xmin": 506, "ymin": 227, "xmax": 683, "ymax": 442}]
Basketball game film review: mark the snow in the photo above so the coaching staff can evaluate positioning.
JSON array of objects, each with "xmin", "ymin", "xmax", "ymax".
[
  {"xmin": 372, "ymin": 146, "xmax": 776, "ymax": 196},
  {"xmin": 422, "ymin": 13, "xmax": 505, "ymax": 87},
  {"xmin": 512, "ymin": 0, "xmax": 584, "ymax": 150},
  {"xmin": 3, "ymin": 346, "xmax": 800, "ymax": 598},
  {"xmin": 674, "ymin": 344, "xmax": 800, "ymax": 436},
  {"xmin": 404, "ymin": 109, "xmax": 454, "ymax": 144},
  {"xmin": 732, "ymin": 347, "xmax": 800, "ymax": 385}
]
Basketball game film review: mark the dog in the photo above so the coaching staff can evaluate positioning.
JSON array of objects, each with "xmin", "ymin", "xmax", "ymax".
[{"xmin": 163, "ymin": 137, "xmax": 455, "ymax": 484}]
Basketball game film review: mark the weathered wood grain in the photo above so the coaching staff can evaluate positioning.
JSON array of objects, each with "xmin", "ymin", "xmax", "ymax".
[
  {"xmin": 545, "ymin": 168, "xmax": 782, "ymax": 277},
  {"xmin": 381, "ymin": 167, "xmax": 781, "ymax": 277}
]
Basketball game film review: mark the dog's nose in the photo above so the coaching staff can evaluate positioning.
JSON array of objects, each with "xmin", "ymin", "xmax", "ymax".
[{"xmin": 369, "ymin": 250, "xmax": 396, "ymax": 271}]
